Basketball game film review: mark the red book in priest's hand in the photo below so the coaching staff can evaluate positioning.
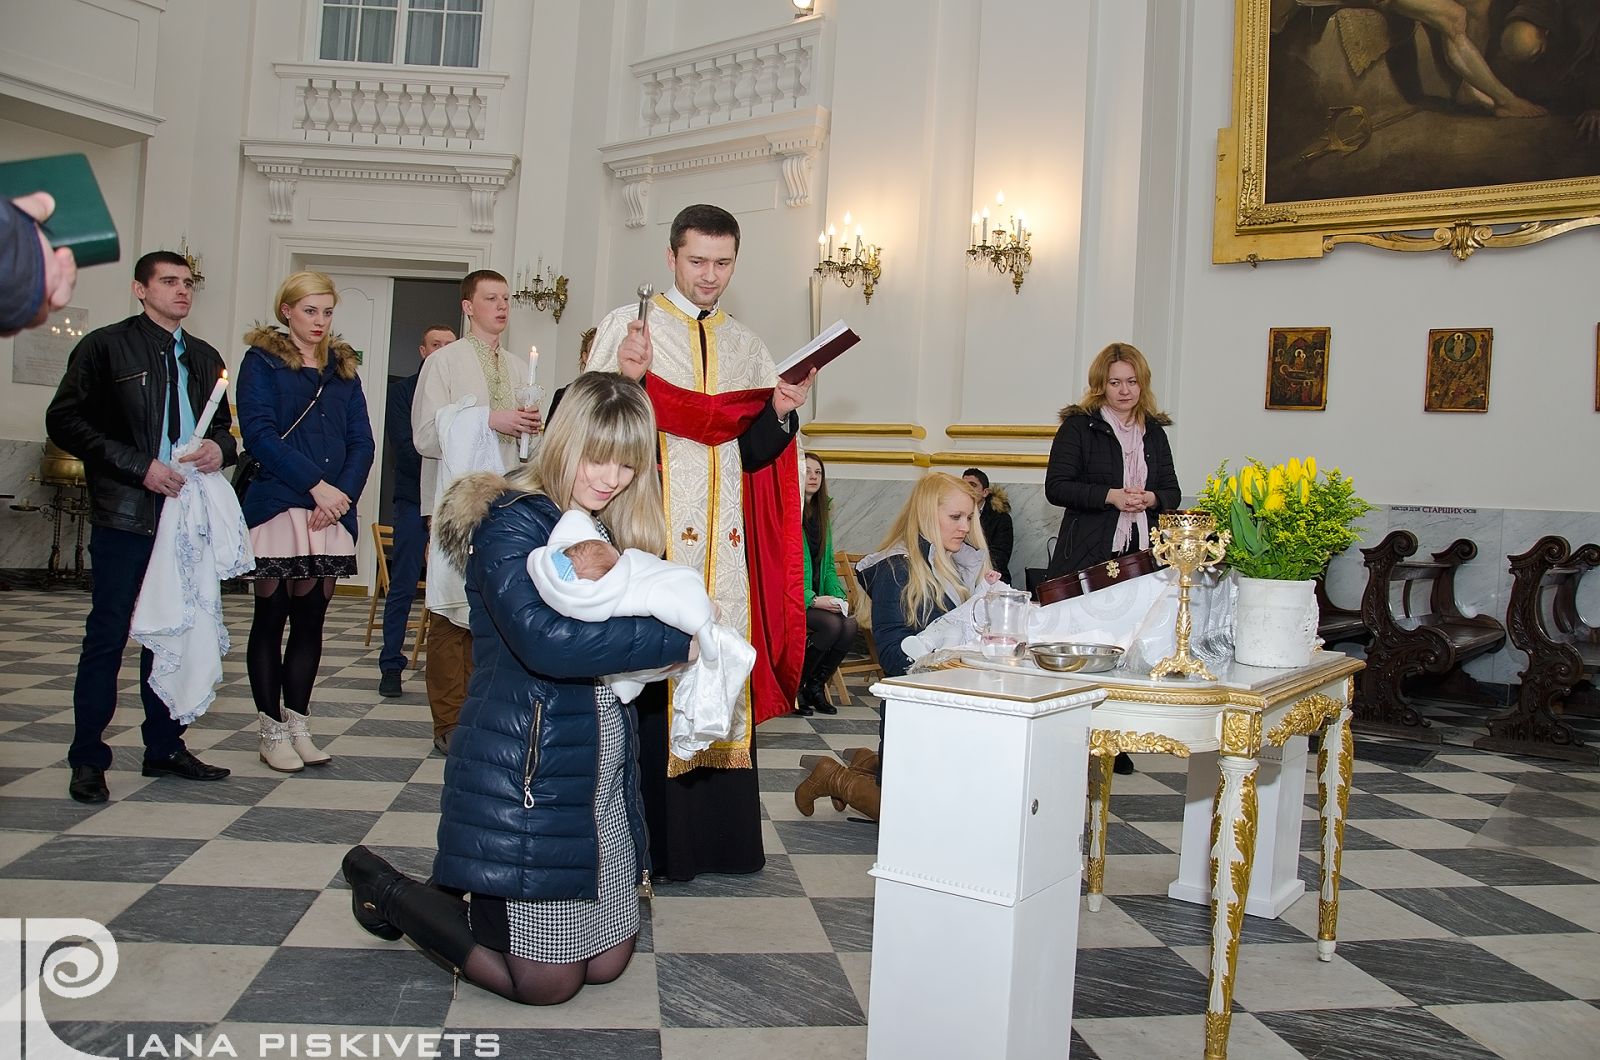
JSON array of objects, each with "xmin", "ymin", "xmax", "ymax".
[{"xmin": 776, "ymin": 319, "xmax": 860, "ymax": 384}]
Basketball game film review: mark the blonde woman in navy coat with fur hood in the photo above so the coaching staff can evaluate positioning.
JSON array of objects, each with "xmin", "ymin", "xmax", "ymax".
[{"xmin": 342, "ymin": 373, "xmax": 693, "ymax": 1007}]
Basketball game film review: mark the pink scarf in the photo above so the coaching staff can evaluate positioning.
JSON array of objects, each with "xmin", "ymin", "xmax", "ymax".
[{"xmin": 1101, "ymin": 407, "xmax": 1148, "ymax": 553}]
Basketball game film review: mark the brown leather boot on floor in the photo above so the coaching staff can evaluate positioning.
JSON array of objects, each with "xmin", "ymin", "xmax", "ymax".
[
  {"xmin": 794, "ymin": 757, "xmax": 881, "ymax": 821},
  {"xmin": 844, "ymin": 748, "xmax": 880, "ymax": 776}
]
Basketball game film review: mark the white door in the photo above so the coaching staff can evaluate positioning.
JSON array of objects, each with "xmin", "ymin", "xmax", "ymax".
[{"xmin": 321, "ymin": 271, "xmax": 394, "ymax": 594}]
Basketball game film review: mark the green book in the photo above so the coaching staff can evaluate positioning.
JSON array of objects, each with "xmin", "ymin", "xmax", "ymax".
[{"xmin": 0, "ymin": 152, "xmax": 120, "ymax": 267}]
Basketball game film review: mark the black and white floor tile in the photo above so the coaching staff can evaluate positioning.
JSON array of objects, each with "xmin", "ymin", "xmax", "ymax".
[{"xmin": 3, "ymin": 591, "xmax": 1599, "ymax": 1058}]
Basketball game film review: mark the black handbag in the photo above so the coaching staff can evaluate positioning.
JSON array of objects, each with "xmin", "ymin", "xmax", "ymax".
[{"xmin": 232, "ymin": 380, "xmax": 326, "ymax": 502}]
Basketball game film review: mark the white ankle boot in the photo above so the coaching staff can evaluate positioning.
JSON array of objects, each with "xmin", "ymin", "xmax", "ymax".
[
  {"xmin": 259, "ymin": 713, "xmax": 304, "ymax": 773},
  {"xmin": 283, "ymin": 708, "xmax": 332, "ymax": 766}
]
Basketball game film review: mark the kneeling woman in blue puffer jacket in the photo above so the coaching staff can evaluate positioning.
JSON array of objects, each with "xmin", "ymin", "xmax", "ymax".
[{"xmin": 343, "ymin": 373, "xmax": 695, "ymax": 1005}]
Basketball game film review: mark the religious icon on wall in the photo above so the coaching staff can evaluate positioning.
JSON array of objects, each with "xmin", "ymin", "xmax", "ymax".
[
  {"xmin": 1265, "ymin": 327, "xmax": 1329, "ymax": 411},
  {"xmin": 1424, "ymin": 328, "xmax": 1492, "ymax": 413}
]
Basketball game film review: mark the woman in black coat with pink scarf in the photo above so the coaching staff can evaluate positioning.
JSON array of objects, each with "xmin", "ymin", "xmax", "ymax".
[
  {"xmin": 1045, "ymin": 342, "xmax": 1181, "ymax": 579},
  {"xmin": 1045, "ymin": 342, "xmax": 1181, "ymax": 774}
]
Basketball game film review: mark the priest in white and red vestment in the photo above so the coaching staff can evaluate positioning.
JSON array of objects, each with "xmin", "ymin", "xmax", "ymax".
[{"xmin": 588, "ymin": 204, "xmax": 811, "ymax": 881}]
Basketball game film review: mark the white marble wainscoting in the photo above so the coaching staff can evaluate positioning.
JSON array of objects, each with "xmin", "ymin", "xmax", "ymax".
[
  {"xmin": 0, "ymin": 438, "xmax": 63, "ymax": 570},
  {"xmin": 828, "ymin": 475, "xmax": 1598, "ymax": 688}
]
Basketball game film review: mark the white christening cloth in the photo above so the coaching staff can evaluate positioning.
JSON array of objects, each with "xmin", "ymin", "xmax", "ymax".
[
  {"xmin": 527, "ymin": 510, "xmax": 755, "ymax": 762},
  {"xmin": 426, "ymin": 398, "xmax": 504, "ymax": 629},
  {"xmin": 131, "ymin": 448, "xmax": 256, "ymax": 724}
]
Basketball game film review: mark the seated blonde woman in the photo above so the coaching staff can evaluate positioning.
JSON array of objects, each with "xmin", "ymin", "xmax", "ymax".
[{"xmin": 793, "ymin": 472, "xmax": 991, "ymax": 821}]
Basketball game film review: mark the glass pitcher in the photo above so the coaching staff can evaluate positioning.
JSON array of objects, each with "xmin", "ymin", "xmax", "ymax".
[{"xmin": 974, "ymin": 587, "xmax": 1031, "ymax": 658}]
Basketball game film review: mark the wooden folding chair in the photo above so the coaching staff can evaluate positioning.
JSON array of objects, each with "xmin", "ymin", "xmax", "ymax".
[
  {"xmin": 365, "ymin": 523, "xmax": 393, "ymax": 647},
  {"xmin": 829, "ymin": 551, "xmax": 884, "ymax": 705},
  {"xmin": 367, "ymin": 521, "xmax": 430, "ymax": 665}
]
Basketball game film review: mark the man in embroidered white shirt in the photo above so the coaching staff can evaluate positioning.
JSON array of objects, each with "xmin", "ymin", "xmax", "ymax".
[{"xmin": 412, "ymin": 269, "xmax": 538, "ymax": 754}]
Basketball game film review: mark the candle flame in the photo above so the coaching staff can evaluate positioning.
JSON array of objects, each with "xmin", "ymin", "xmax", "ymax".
[
  {"xmin": 842, "ymin": 211, "xmax": 852, "ymax": 227},
  {"xmin": 996, "ymin": 190, "xmax": 1005, "ymax": 206},
  {"xmin": 221, "ymin": 369, "xmax": 228, "ymax": 381}
]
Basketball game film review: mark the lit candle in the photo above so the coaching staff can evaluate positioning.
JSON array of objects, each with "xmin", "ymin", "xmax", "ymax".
[
  {"xmin": 827, "ymin": 223, "xmax": 836, "ymax": 261},
  {"xmin": 818, "ymin": 231, "xmax": 826, "ymax": 264},
  {"xmin": 980, "ymin": 206, "xmax": 989, "ymax": 245},
  {"xmin": 996, "ymin": 190, "xmax": 1005, "ymax": 209},
  {"xmin": 1017, "ymin": 211, "xmax": 1026, "ymax": 241},
  {"xmin": 520, "ymin": 345, "xmax": 539, "ymax": 461},
  {"xmin": 971, "ymin": 213, "xmax": 980, "ymax": 246},
  {"xmin": 191, "ymin": 369, "xmax": 229, "ymax": 445},
  {"xmin": 855, "ymin": 224, "xmax": 863, "ymax": 257}
]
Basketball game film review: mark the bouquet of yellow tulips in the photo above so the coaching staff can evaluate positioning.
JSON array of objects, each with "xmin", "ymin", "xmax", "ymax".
[{"xmin": 1195, "ymin": 457, "xmax": 1372, "ymax": 581}]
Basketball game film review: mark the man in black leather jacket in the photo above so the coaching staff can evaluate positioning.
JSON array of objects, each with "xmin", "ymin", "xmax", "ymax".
[{"xmin": 45, "ymin": 250, "xmax": 237, "ymax": 803}]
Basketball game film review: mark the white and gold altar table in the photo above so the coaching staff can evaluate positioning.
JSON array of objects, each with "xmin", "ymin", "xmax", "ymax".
[{"xmin": 914, "ymin": 649, "xmax": 1365, "ymax": 1060}]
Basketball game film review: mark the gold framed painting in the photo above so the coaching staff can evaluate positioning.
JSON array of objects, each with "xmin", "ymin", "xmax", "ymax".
[
  {"xmin": 1215, "ymin": 0, "xmax": 1600, "ymax": 264},
  {"xmin": 1265, "ymin": 327, "xmax": 1329, "ymax": 410},
  {"xmin": 1424, "ymin": 328, "xmax": 1492, "ymax": 413}
]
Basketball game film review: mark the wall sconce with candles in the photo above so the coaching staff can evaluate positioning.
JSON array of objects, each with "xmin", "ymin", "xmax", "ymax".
[
  {"xmin": 179, "ymin": 235, "xmax": 206, "ymax": 289},
  {"xmin": 512, "ymin": 260, "xmax": 569, "ymax": 322},
  {"xmin": 814, "ymin": 212, "xmax": 882, "ymax": 304},
  {"xmin": 967, "ymin": 191, "xmax": 1032, "ymax": 293}
]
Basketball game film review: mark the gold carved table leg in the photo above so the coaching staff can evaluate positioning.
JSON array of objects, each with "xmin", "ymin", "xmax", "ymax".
[
  {"xmin": 1204, "ymin": 709, "xmax": 1262, "ymax": 1060},
  {"xmin": 1085, "ymin": 749, "xmax": 1115, "ymax": 913},
  {"xmin": 1316, "ymin": 704, "xmax": 1354, "ymax": 962}
]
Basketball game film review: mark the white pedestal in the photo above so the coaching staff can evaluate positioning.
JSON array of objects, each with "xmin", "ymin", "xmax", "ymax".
[
  {"xmin": 1166, "ymin": 736, "xmax": 1309, "ymax": 919},
  {"xmin": 865, "ymin": 669, "xmax": 1101, "ymax": 1060}
]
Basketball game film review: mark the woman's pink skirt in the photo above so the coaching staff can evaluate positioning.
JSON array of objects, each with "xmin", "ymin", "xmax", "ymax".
[{"xmin": 248, "ymin": 508, "xmax": 357, "ymax": 580}]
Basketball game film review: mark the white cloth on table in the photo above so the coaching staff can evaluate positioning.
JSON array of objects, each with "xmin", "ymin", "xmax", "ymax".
[
  {"xmin": 899, "ymin": 565, "xmax": 1237, "ymax": 674},
  {"xmin": 425, "ymin": 398, "xmax": 504, "ymax": 629},
  {"xmin": 527, "ymin": 510, "xmax": 755, "ymax": 761},
  {"xmin": 131, "ymin": 445, "xmax": 256, "ymax": 724}
]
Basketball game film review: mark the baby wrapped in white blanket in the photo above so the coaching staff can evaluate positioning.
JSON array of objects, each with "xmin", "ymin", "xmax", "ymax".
[{"xmin": 526, "ymin": 510, "xmax": 756, "ymax": 762}]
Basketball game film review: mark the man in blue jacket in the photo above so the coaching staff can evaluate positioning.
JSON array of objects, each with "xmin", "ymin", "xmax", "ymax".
[
  {"xmin": 378, "ymin": 324, "xmax": 455, "ymax": 697},
  {"xmin": 45, "ymin": 250, "xmax": 235, "ymax": 803}
]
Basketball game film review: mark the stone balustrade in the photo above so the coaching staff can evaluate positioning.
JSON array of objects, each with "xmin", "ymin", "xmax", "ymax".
[
  {"xmin": 271, "ymin": 62, "xmax": 510, "ymax": 150},
  {"xmin": 631, "ymin": 18, "xmax": 820, "ymax": 136}
]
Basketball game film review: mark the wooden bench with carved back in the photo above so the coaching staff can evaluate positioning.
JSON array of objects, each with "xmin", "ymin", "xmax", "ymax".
[
  {"xmin": 1476, "ymin": 537, "xmax": 1599, "ymax": 763},
  {"xmin": 1354, "ymin": 530, "xmax": 1506, "ymax": 736},
  {"xmin": 1316, "ymin": 555, "xmax": 1370, "ymax": 651}
]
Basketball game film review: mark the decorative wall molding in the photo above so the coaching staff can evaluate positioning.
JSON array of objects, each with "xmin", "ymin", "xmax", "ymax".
[
  {"xmin": 622, "ymin": 177, "xmax": 652, "ymax": 228},
  {"xmin": 601, "ymin": 107, "xmax": 830, "ymax": 213},
  {"xmin": 630, "ymin": 16, "xmax": 821, "ymax": 137},
  {"xmin": 930, "ymin": 451, "xmax": 1049, "ymax": 469},
  {"xmin": 801, "ymin": 422, "xmax": 927, "ymax": 440},
  {"xmin": 946, "ymin": 424, "xmax": 1058, "ymax": 439},
  {"xmin": 0, "ymin": 72, "xmax": 162, "ymax": 147},
  {"xmin": 804, "ymin": 449, "xmax": 931, "ymax": 468},
  {"xmin": 241, "ymin": 141, "xmax": 519, "ymax": 230},
  {"xmin": 271, "ymin": 61, "xmax": 512, "ymax": 151}
]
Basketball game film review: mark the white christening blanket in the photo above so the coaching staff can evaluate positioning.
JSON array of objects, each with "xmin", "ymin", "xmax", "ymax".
[
  {"xmin": 527, "ymin": 510, "xmax": 755, "ymax": 762},
  {"xmin": 427, "ymin": 398, "xmax": 504, "ymax": 629},
  {"xmin": 131, "ymin": 448, "xmax": 256, "ymax": 724}
]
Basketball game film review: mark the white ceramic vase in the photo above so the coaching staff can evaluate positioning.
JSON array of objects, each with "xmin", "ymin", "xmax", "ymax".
[{"xmin": 1232, "ymin": 576, "xmax": 1318, "ymax": 668}]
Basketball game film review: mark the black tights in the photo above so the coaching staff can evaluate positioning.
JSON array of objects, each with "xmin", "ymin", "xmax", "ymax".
[
  {"xmin": 802, "ymin": 606, "xmax": 859, "ymax": 688},
  {"xmin": 247, "ymin": 577, "xmax": 334, "ymax": 721},
  {"xmin": 462, "ymin": 934, "xmax": 638, "ymax": 1006}
]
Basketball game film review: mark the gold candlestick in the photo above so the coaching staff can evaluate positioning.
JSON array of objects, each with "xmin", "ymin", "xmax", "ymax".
[{"xmin": 1149, "ymin": 510, "xmax": 1231, "ymax": 681}]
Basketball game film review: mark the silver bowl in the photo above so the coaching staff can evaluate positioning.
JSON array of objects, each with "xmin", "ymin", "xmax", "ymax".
[{"xmin": 1028, "ymin": 642, "xmax": 1124, "ymax": 673}]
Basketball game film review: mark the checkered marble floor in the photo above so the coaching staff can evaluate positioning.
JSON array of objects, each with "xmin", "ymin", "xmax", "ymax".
[{"xmin": 3, "ymin": 590, "xmax": 1600, "ymax": 1059}]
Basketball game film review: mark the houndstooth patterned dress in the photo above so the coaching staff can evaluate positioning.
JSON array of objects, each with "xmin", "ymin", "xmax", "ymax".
[{"xmin": 495, "ymin": 683, "xmax": 640, "ymax": 963}]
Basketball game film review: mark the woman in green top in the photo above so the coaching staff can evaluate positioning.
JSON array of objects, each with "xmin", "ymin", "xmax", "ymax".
[{"xmin": 798, "ymin": 453, "xmax": 857, "ymax": 716}]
